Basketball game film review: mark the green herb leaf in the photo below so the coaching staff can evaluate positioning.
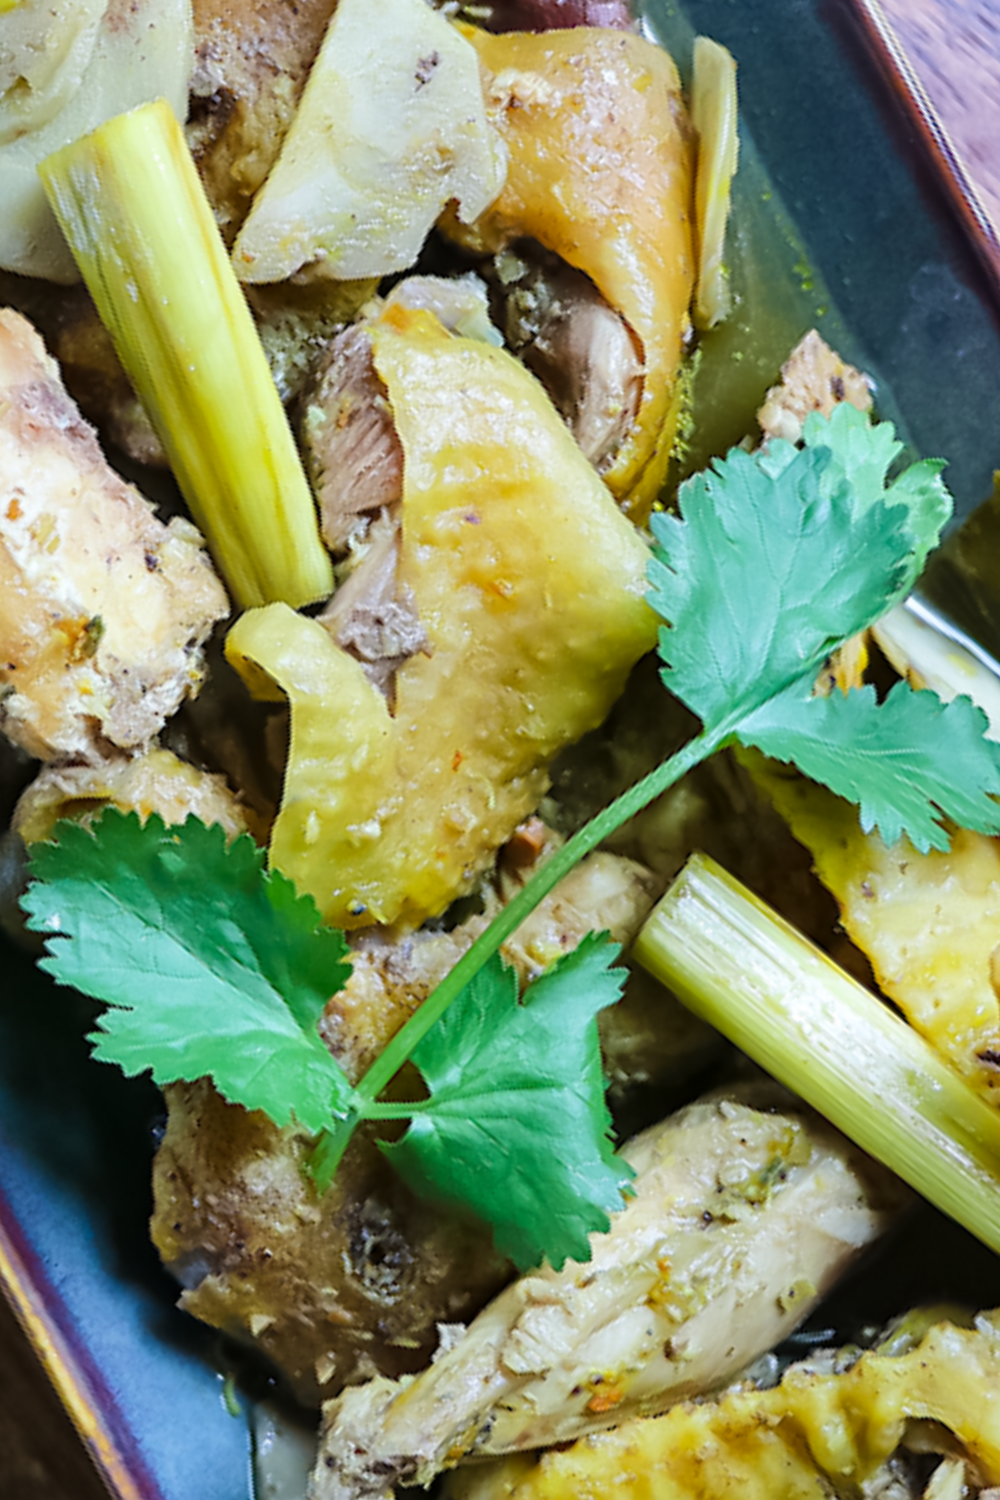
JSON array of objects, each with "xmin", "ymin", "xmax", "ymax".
[
  {"xmin": 381, "ymin": 934, "xmax": 632, "ymax": 1272},
  {"xmin": 648, "ymin": 438, "xmax": 915, "ymax": 729},
  {"xmin": 764, "ymin": 402, "xmax": 951, "ymax": 588},
  {"xmin": 737, "ymin": 678, "xmax": 1000, "ymax": 852},
  {"xmin": 648, "ymin": 410, "xmax": 953, "ymax": 733},
  {"xmin": 22, "ymin": 810, "xmax": 356, "ymax": 1130}
]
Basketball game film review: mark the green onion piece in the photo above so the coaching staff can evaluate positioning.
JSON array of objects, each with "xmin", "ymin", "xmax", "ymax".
[
  {"xmin": 39, "ymin": 99, "xmax": 333, "ymax": 611},
  {"xmin": 633, "ymin": 852, "xmax": 1000, "ymax": 1256}
]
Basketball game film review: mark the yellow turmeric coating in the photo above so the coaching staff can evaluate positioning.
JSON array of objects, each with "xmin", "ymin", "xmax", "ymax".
[
  {"xmin": 750, "ymin": 756, "xmax": 1000, "ymax": 1103},
  {"xmin": 445, "ymin": 26, "xmax": 695, "ymax": 521},
  {"xmin": 446, "ymin": 1315, "xmax": 1000, "ymax": 1500},
  {"xmin": 227, "ymin": 309, "xmax": 657, "ymax": 929},
  {"xmin": 12, "ymin": 747, "xmax": 250, "ymax": 846}
]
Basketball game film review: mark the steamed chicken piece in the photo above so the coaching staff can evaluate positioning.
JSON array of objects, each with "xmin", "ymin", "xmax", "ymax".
[
  {"xmin": 0, "ymin": 0, "xmax": 354, "ymax": 458},
  {"xmin": 752, "ymin": 321, "xmax": 1000, "ymax": 1102},
  {"xmin": 152, "ymin": 837, "xmax": 680, "ymax": 1407},
  {"xmin": 0, "ymin": 745, "xmax": 250, "ymax": 944},
  {"xmin": 227, "ymin": 306, "xmax": 657, "ymax": 930},
  {"xmin": 9, "ymin": 745, "xmax": 249, "ymax": 845},
  {"xmin": 0, "ymin": 273, "xmax": 156, "ymax": 469},
  {"xmin": 0, "ymin": 0, "xmax": 192, "ymax": 284},
  {"xmin": 325, "ymin": 823, "xmax": 684, "ymax": 1084},
  {"xmin": 442, "ymin": 24, "xmax": 695, "ymax": 519},
  {"xmin": 0, "ymin": 274, "xmax": 169, "ymax": 467},
  {"xmin": 303, "ymin": 253, "xmax": 643, "ymax": 501},
  {"xmin": 301, "ymin": 276, "xmax": 502, "ymax": 556},
  {"xmin": 751, "ymin": 757, "xmax": 1000, "ymax": 1103},
  {"xmin": 229, "ymin": 0, "xmax": 507, "ymax": 285},
  {"xmin": 441, "ymin": 1312, "xmax": 1000, "ymax": 1500},
  {"xmin": 306, "ymin": 290, "xmax": 496, "ymax": 702},
  {"xmin": 154, "ymin": 1077, "xmax": 511, "ymax": 1411},
  {"xmin": 186, "ymin": 0, "xmax": 338, "ymax": 243},
  {"xmin": 488, "ymin": 820, "xmax": 724, "ymax": 1113},
  {"xmin": 311, "ymin": 1084, "xmax": 908, "ymax": 1499},
  {"xmin": 0, "ymin": 309, "xmax": 227, "ymax": 760}
]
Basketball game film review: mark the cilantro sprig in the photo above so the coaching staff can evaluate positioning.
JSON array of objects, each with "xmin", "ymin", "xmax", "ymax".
[
  {"xmin": 20, "ymin": 407, "xmax": 1000, "ymax": 1272},
  {"xmin": 23, "ymin": 813, "xmax": 629, "ymax": 1271},
  {"xmin": 376, "ymin": 935, "xmax": 631, "ymax": 1269},
  {"xmin": 23, "ymin": 813, "xmax": 354, "ymax": 1131}
]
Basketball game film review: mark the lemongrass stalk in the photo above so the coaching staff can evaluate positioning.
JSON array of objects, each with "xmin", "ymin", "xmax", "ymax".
[
  {"xmin": 691, "ymin": 37, "xmax": 738, "ymax": 330},
  {"xmin": 633, "ymin": 852, "xmax": 1000, "ymax": 1256},
  {"xmin": 39, "ymin": 99, "xmax": 333, "ymax": 611}
]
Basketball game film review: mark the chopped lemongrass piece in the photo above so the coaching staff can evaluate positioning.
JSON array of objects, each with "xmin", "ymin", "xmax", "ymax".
[
  {"xmin": 873, "ymin": 599, "xmax": 1000, "ymax": 740},
  {"xmin": 39, "ymin": 99, "xmax": 333, "ymax": 611},
  {"xmin": 691, "ymin": 36, "xmax": 738, "ymax": 330},
  {"xmin": 633, "ymin": 852, "xmax": 1000, "ymax": 1256}
]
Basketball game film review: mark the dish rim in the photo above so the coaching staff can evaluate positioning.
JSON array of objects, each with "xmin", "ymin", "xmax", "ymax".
[
  {"xmin": 0, "ymin": 1180, "xmax": 167, "ymax": 1500},
  {"xmin": 848, "ymin": 0, "xmax": 1000, "ymax": 299}
]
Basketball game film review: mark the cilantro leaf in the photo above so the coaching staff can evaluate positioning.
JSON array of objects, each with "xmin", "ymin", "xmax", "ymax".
[
  {"xmin": 648, "ymin": 439, "xmax": 915, "ymax": 729},
  {"xmin": 800, "ymin": 403, "xmax": 950, "ymax": 585},
  {"xmin": 22, "ymin": 810, "xmax": 356, "ymax": 1130},
  {"xmin": 381, "ymin": 934, "xmax": 632, "ymax": 1272},
  {"xmin": 738, "ymin": 678, "xmax": 1000, "ymax": 852}
]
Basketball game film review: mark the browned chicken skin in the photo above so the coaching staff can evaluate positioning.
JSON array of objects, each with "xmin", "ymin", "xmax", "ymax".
[{"xmin": 153, "ymin": 1077, "xmax": 511, "ymax": 1409}]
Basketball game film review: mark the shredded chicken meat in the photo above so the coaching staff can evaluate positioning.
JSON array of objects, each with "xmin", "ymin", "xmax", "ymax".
[
  {"xmin": 302, "ymin": 326, "xmax": 404, "ymax": 555},
  {"xmin": 757, "ymin": 328, "xmax": 873, "ymax": 445},
  {"xmin": 490, "ymin": 243, "xmax": 643, "ymax": 472}
]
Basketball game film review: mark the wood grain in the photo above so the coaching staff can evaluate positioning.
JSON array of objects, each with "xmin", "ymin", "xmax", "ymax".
[
  {"xmin": 3, "ymin": 3, "xmax": 1000, "ymax": 1497},
  {"xmin": 0, "ymin": 1292, "xmax": 110, "ymax": 1500},
  {"xmin": 880, "ymin": 0, "xmax": 1000, "ymax": 234}
]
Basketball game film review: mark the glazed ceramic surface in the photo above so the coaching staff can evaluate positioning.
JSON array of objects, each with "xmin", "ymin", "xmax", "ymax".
[{"xmin": 4, "ymin": 2, "xmax": 1000, "ymax": 1496}]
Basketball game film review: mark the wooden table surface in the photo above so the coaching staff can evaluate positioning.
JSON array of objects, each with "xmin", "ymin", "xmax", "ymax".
[
  {"xmin": 880, "ymin": 0, "xmax": 1000, "ymax": 233},
  {"xmin": 4, "ymin": 2, "xmax": 1000, "ymax": 1496}
]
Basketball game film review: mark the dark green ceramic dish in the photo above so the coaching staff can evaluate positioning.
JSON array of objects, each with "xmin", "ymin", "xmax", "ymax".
[{"xmin": 3, "ymin": 3, "xmax": 1000, "ymax": 1496}]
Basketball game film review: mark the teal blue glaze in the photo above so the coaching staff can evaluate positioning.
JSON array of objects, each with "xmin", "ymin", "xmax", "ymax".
[{"xmin": 0, "ymin": 942, "xmax": 252, "ymax": 1498}]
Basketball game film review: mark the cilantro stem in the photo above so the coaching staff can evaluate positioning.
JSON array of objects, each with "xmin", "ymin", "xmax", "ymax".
[
  {"xmin": 360, "ymin": 1100, "xmax": 430, "ymax": 1120},
  {"xmin": 310, "ymin": 719, "xmax": 731, "ymax": 1188}
]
